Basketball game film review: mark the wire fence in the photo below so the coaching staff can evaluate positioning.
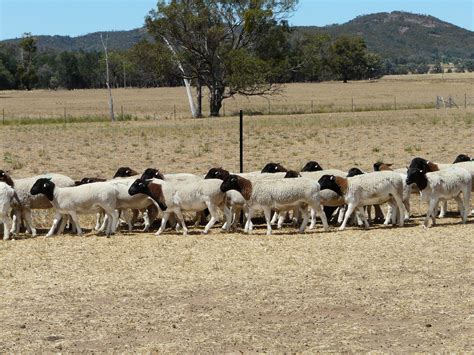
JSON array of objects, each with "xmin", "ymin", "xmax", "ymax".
[{"xmin": 1, "ymin": 93, "xmax": 473, "ymax": 125}]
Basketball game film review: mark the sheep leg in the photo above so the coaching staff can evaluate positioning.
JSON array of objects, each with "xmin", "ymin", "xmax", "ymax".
[
  {"xmin": 453, "ymin": 195, "xmax": 466, "ymax": 224},
  {"xmin": 403, "ymin": 199, "xmax": 411, "ymax": 220},
  {"xmin": 298, "ymin": 207, "xmax": 309, "ymax": 233},
  {"xmin": 120, "ymin": 209, "xmax": 133, "ymax": 232},
  {"xmin": 222, "ymin": 205, "xmax": 232, "ymax": 232},
  {"xmin": 384, "ymin": 203, "xmax": 393, "ymax": 226},
  {"xmin": 66, "ymin": 211, "xmax": 82, "ymax": 236},
  {"xmin": 438, "ymin": 200, "xmax": 448, "ymax": 218},
  {"xmin": 391, "ymin": 193, "xmax": 406, "ymax": 227},
  {"xmin": 337, "ymin": 206, "xmax": 346, "ymax": 224},
  {"xmin": 94, "ymin": 212, "xmax": 102, "ymax": 230},
  {"xmin": 311, "ymin": 202, "xmax": 329, "ymax": 231},
  {"xmin": 277, "ymin": 213, "xmax": 285, "ymax": 229},
  {"xmin": 230, "ymin": 206, "xmax": 241, "ymax": 229},
  {"xmin": 10, "ymin": 210, "xmax": 18, "ymax": 234},
  {"xmin": 424, "ymin": 198, "xmax": 438, "ymax": 228},
  {"xmin": 175, "ymin": 210, "xmax": 188, "ymax": 236},
  {"xmin": 46, "ymin": 212, "xmax": 62, "ymax": 237},
  {"xmin": 203, "ymin": 205, "xmax": 219, "ymax": 234},
  {"xmin": 2, "ymin": 214, "xmax": 11, "ymax": 241},
  {"xmin": 355, "ymin": 207, "xmax": 370, "ymax": 229},
  {"xmin": 23, "ymin": 209, "xmax": 37, "ymax": 237},
  {"xmin": 156, "ymin": 212, "xmax": 169, "ymax": 236},
  {"xmin": 262, "ymin": 206, "xmax": 272, "ymax": 235},
  {"xmin": 340, "ymin": 203, "xmax": 357, "ymax": 231},
  {"xmin": 57, "ymin": 214, "xmax": 69, "ymax": 235},
  {"xmin": 463, "ymin": 188, "xmax": 471, "ymax": 222},
  {"xmin": 374, "ymin": 205, "xmax": 385, "ymax": 222},
  {"xmin": 270, "ymin": 211, "xmax": 279, "ymax": 225},
  {"xmin": 244, "ymin": 209, "xmax": 253, "ymax": 234},
  {"xmin": 308, "ymin": 208, "xmax": 316, "ymax": 229}
]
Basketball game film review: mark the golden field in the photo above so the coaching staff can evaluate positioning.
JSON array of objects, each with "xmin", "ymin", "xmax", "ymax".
[
  {"xmin": 0, "ymin": 72, "xmax": 473, "ymax": 120},
  {"xmin": 0, "ymin": 74, "xmax": 473, "ymax": 352}
]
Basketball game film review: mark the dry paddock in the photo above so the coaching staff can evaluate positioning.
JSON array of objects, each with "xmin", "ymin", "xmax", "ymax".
[{"xmin": 0, "ymin": 94, "xmax": 473, "ymax": 351}]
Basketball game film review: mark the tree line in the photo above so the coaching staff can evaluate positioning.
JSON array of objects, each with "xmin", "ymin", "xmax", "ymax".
[{"xmin": 1, "ymin": 0, "xmax": 473, "ymax": 117}]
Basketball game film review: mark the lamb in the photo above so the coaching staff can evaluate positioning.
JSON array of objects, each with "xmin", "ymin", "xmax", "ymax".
[
  {"xmin": 301, "ymin": 161, "xmax": 323, "ymax": 172},
  {"xmin": 129, "ymin": 177, "xmax": 231, "ymax": 236},
  {"xmin": 75, "ymin": 177, "xmax": 106, "ymax": 186},
  {"xmin": 406, "ymin": 167, "xmax": 471, "ymax": 227},
  {"xmin": 409, "ymin": 157, "xmax": 474, "ymax": 216},
  {"xmin": 113, "ymin": 167, "xmax": 138, "ymax": 178},
  {"xmin": 220, "ymin": 174, "xmax": 329, "ymax": 235},
  {"xmin": 0, "ymin": 181, "xmax": 15, "ymax": 240},
  {"xmin": 0, "ymin": 171, "xmax": 76, "ymax": 237},
  {"xmin": 453, "ymin": 154, "xmax": 473, "ymax": 163},
  {"xmin": 372, "ymin": 162, "xmax": 412, "ymax": 220},
  {"xmin": 141, "ymin": 168, "xmax": 203, "ymax": 184},
  {"xmin": 30, "ymin": 178, "xmax": 120, "ymax": 237},
  {"xmin": 261, "ymin": 162, "xmax": 288, "ymax": 173},
  {"xmin": 318, "ymin": 171, "xmax": 406, "ymax": 231}
]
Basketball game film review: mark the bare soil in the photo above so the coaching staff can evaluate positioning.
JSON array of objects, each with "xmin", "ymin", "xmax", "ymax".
[{"xmin": 0, "ymin": 78, "xmax": 473, "ymax": 351}]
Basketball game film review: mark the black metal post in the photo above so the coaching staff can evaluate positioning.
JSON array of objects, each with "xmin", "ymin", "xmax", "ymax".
[{"xmin": 239, "ymin": 110, "xmax": 243, "ymax": 173}]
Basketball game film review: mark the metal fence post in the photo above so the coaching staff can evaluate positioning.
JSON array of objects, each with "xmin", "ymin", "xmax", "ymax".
[{"xmin": 239, "ymin": 110, "xmax": 243, "ymax": 173}]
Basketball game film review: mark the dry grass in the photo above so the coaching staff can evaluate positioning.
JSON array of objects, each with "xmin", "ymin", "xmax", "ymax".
[
  {"xmin": 0, "ymin": 76, "xmax": 473, "ymax": 351},
  {"xmin": 0, "ymin": 72, "xmax": 473, "ymax": 120}
]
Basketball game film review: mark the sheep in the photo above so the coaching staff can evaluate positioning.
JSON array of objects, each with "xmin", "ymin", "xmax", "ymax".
[
  {"xmin": 113, "ymin": 167, "xmax": 138, "ymax": 178},
  {"xmin": 141, "ymin": 168, "xmax": 203, "ymax": 183},
  {"xmin": 220, "ymin": 174, "xmax": 329, "ymax": 235},
  {"xmin": 0, "ymin": 181, "xmax": 15, "ymax": 241},
  {"xmin": 372, "ymin": 162, "xmax": 412, "ymax": 220},
  {"xmin": 406, "ymin": 167, "xmax": 471, "ymax": 227},
  {"xmin": 75, "ymin": 177, "xmax": 106, "ymax": 186},
  {"xmin": 129, "ymin": 177, "xmax": 231, "ymax": 236},
  {"xmin": 409, "ymin": 157, "xmax": 474, "ymax": 216},
  {"xmin": 261, "ymin": 162, "xmax": 288, "ymax": 173},
  {"xmin": 453, "ymin": 154, "xmax": 473, "ymax": 163},
  {"xmin": 94, "ymin": 177, "xmax": 162, "ymax": 232},
  {"xmin": 0, "ymin": 171, "xmax": 76, "ymax": 237},
  {"xmin": 30, "ymin": 178, "xmax": 119, "ymax": 237},
  {"xmin": 301, "ymin": 161, "xmax": 323, "ymax": 172},
  {"xmin": 318, "ymin": 171, "xmax": 405, "ymax": 231}
]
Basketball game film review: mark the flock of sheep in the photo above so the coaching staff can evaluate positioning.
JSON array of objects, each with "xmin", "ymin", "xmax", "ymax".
[{"xmin": 0, "ymin": 154, "xmax": 473, "ymax": 240}]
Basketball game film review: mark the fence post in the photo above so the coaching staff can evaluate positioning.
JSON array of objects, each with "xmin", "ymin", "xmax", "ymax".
[
  {"xmin": 2, "ymin": 108, "xmax": 4, "ymax": 125},
  {"xmin": 173, "ymin": 105, "xmax": 176, "ymax": 119},
  {"xmin": 465, "ymin": 93, "xmax": 467, "ymax": 109},
  {"xmin": 64, "ymin": 107, "xmax": 67, "ymax": 123},
  {"xmin": 311, "ymin": 100, "xmax": 314, "ymax": 114},
  {"xmin": 351, "ymin": 98, "xmax": 354, "ymax": 112},
  {"xmin": 394, "ymin": 96, "xmax": 397, "ymax": 111},
  {"xmin": 268, "ymin": 100, "xmax": 271, "ymax": 115},
  {"xmin": 239, "ymin": 110, "xmax": 243, "ymax": 173},
  {"xmin": 121, "ymin": 105, "xmax": 124, "ymax": 120}
]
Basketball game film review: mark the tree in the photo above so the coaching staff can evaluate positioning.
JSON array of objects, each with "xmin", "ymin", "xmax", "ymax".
[
  {"xmin": 146, "ymin": 0, "xmax": 298, "ymax": 117},
  {"xmin": 100, "ymin": 34, "xmax": 115, "ymax": 122},
  {"xmin": 17, "ymin": 33, "xmax": 38, "ymax": 90},
  {"xmin": 328, "ymin": 36, "xmax": 369, "ymax": 83}
]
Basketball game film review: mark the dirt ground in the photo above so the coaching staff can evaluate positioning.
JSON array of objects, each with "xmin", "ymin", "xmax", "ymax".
[{"xmin": 0, "ymin": 84, "xmax": 473, "ymax": 351}]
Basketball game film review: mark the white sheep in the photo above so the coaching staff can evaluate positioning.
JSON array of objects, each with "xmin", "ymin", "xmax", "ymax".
[
  {"xmin": 30, "ymin": 178, "xmax": 119, "ymax": 237},
  {"xmin": 406, "ymin": 167, "xmax": 471, "ymax": 227},
  {"xmin": 129, "ymin": 178, "xmax": 231, "ymax": 236},
  {"xmin": 318, "ymin": 171, "xmax": 406, "ymax": 231},
  {"xmin": 409, "ymin": 158, "xmax": 474, "ymax": 217},
  {"xmin": 0, "ymin": 171, "xmax": 76, "ymax": 237},
  {"xmin": 0, "ymin": 181, "xmax": 15, "ymax": 241},
  {"xmin": 220, "ymin": 174, "xmax": 329, "ymax": 235}
]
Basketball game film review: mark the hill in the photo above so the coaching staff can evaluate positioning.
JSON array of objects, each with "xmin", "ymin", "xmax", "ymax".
[
  {"xmin": 296, "ymin": 11, "xmax": 474, "ymax": 61},
  {"xmin": 1, "ymin": 28, "xmax": 150, "ymax": 52},
  {"xmin": 1, "ymin": 11, "xmax": 473, "ymax": 61}
]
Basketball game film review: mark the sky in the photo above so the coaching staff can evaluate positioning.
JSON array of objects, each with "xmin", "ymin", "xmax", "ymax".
[{"xmin": 0, "ymin": 0, "xmax": 472, "ymax": 40}]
